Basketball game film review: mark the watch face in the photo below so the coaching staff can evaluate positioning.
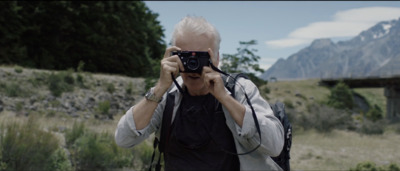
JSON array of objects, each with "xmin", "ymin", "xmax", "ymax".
[
  {"xmin": 145, "ymin": 89, "xmax": 160, "ymax": 102},
  {"xmin": 145, "ymin": 91, "xmax": 153, "ymax": 99}
]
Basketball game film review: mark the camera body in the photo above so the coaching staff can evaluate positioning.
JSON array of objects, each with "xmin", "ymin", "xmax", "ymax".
[{"xmin": 172, "ymin": 51, "xmax": 210, "ymax": 73}]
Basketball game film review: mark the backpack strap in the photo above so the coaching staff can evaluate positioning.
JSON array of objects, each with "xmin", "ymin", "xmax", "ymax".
[
  {"xmin": 149, "ymin": 93, "xmax": 175, "ymax": 171},
  {"xmin": 159, "ymin": 93, "xmax": 175, "ymax": 153}
]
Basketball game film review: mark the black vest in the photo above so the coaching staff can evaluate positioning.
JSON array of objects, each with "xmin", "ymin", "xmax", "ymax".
[{"xmin": 164, "ymin": 92, "xmax": 240, "ymax": 171}]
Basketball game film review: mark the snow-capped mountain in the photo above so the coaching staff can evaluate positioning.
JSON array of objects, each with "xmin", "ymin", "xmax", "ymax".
[{"xmin": 261, "ymin": 17, "xmax": 400, "ymax": 80}]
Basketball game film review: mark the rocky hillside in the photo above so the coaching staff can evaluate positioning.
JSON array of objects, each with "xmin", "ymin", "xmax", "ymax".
[
  {"xmin": 0, "ymin": 66, "xmax": 146, "ymax": 120},
  {"xmin": 261, "ymin": 17, "xmax": 400, "ymax": 80}
]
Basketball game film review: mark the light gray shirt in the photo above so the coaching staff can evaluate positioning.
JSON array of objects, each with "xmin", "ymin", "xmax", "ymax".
[{"xmin": 115, "ymin": 76, "xmax": 284, "ymax": 171}]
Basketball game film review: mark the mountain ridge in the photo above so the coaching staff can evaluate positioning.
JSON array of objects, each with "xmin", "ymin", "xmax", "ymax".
[{"xmin": 261, "ymin": 17, "xmax": 400, "ymax": 80}]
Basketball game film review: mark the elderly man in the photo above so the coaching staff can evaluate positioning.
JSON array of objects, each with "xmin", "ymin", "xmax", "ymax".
[{"xmin": 115, "ymin": 16, "xmax": 284, "ymax": 171}]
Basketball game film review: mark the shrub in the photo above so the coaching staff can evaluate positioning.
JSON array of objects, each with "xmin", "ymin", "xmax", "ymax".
[
  {"xmin": 77, "ymin": 61, "xmax": 85, "ymax": 73},
  {"xmin": 64, "ymin": 121, "xmax": 134, "ymax": 170},
  {"xmin": 45, "ymin": 148, "xmax": 73, "ymax": 171},
  {"xmin": 29, "ymin": 72, "xmax": 49, "ymax": 88},
  {"xmin": 58, "ymin": 69, "xmax": 75, "ymax": 85},
  {"xmin": 97, "ymin": 101, "xmax": 111, "ymax": 116},
  {"xmin": 14, "ymin": 65, "xmax": 23, "ymax": 73},
  {"xmin": 0, "ymin": 118, "xmax": 68, "ymax": 170},
  {"xmin": 350, "ymin": 161, "xmax": 378, "ymax": 171},
  {"xmin": 126, "ymin": 82, "xmax": 133, "ymax": 95},
  {"xmin": 48, "ymin": 72, "xmax": 74, "ymax": 97},
  {"xmin": 298, "ymin": 104, "xmax": 352, "ymax": 133},
  {"xmin": 358, "ymin": 120, "xmax": 385, "ymax": 135},
  {"xmin": 132, "ymin": 141, "xmax": 155, "ymax": 170},
  {"xmin": 106, "ymin": 83, "xmax": 115, "ymax": 94},
  {"xmin": 366, "ymin": 104, "xmax": 383, "ymax": 122},
  {"xmin": 4, "ymin": 83, "xmax": 24, "ymax": 97},
  {"xmin": 71, "ymin": 131, "xmax": 133, "ymax": 170},
  {"xmin": 76, "ymin": 74, "xmax": 87, "ymax": 88},
  {"xmin": 327, "ymin": 81, "xmax": 354, "ymax": 109},
  {"xmin": 350, "ymin": 161, "xmax": 400, "ymax": 171},
  {"xmin": 283, "ymin": 99, "xmax": 294, "ymax": 109},
  {"xmin": 15, "ymin": 101, "xmax": 24, "ymax": 112},
  {"xmin": 65, "ymin": 121, "xmax": 86, "ymax": 147}
]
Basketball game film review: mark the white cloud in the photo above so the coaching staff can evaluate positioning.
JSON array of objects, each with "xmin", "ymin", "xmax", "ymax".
[
  {"xmin": 266, "ymin": 7, "xmax": 400, "ymax": 48},
  {"xmin": 265, "ymin": 38, "xmax": 309, "ymax": 48}
]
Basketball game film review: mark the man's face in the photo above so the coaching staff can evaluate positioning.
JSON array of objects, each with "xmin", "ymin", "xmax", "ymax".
[{"xmin": 175, "ymin": 33, "xmax": 219, "ymax": 95}]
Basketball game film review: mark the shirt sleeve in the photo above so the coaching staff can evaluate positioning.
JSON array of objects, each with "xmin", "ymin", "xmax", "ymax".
[
  {"xmin": 223, "ymin": 77, "xmax": 285, "ymax": 157},
  {"xmin": 114, "ymin": 98, "xmax": 166, "ymax": 148}
]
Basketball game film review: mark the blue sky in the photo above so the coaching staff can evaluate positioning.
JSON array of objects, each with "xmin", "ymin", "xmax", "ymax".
[{"xmin": 144, "ymin": 1, "xmax": 400, "ymax": 72}]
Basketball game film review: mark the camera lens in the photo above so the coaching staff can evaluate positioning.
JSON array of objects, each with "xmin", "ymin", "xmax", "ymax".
[{"xmin": 187, "ymin": 56, "xmax": 199, "ymax": 71}]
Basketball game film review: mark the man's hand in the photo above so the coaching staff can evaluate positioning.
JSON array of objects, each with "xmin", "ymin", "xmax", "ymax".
[
  {"xmin": 156, "ymin": 46, "xmax": 184, "ymax": 94},
  {"xmin": 203, "ymin": 48, "xmax": 245, "ymax": 127},
  {"xmin": 202, "ymin": 48, "xmax": 228, "ymax": 101},
  {"xmin": 202, "ymin": 66, "xmax": 228, "ymax": 101}
]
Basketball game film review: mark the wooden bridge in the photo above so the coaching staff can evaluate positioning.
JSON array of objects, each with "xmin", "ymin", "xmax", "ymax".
[{"xmin": 319, "ymin": 76, "xmax": 400, "ymax": 121}]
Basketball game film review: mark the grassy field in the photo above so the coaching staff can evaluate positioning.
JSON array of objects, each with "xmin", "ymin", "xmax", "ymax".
[
  {"xmin": 265, "ymin": 79, "xmax": 399, "ymax": 170},
  {"xmin": 1, "ymin": 65, "xmax": 399, "ymax": 170}
]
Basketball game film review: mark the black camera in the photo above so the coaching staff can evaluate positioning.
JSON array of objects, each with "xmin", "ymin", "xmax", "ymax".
[{"xmin": 172, "ymin": 51, "xmax": 210, "ymax": 73}]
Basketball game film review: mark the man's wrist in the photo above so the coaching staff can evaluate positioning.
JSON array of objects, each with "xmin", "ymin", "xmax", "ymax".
[
  {"xmin": 217, "ymin": 92, "xmax": 233, "ymax": 104},
  {"xmin": 154, "ymin": 82, "xmax": 168, "ymax": 97},
  {"xmin": 145, "ymin": 87, "xmax": 163, "ymax": 103}
]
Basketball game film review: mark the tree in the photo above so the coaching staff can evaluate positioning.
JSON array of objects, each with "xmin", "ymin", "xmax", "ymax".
[
  {"xmin": 220, "ymin": 40, "xmax": 267, "ymax": 87},
  {"xmin": 0, "ymin": 1, "xmax": 165, "ymax": 77}
]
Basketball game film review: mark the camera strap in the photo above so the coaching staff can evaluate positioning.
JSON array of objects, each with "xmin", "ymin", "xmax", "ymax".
[{"xmin": 171, "ymin": 73, "xmax": 184, "ymax": 94}]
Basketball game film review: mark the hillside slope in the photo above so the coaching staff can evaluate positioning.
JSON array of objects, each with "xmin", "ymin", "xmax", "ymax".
[{"xmin": 0, "ymin": 66, "xmax": 146, "ymax": 119}]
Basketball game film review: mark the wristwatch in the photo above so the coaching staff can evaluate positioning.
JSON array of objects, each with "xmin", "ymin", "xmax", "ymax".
[{"xmin": 145, "ymin": 87, "xmax": 163, "ymax": 103}]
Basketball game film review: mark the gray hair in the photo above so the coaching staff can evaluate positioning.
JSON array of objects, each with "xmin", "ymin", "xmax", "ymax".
[{"xmin": 171, "ymin": 16, "xmax": 221, "ymax": 57}]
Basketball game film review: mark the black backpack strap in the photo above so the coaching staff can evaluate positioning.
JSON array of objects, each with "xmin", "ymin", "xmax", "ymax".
[
  {"xmin": 149, "ymin": 93, "xmax": 175, "ymax": 171},
  {"xmin": 159, "ymin": 93, "xmax": 175, "ymax": 153}
]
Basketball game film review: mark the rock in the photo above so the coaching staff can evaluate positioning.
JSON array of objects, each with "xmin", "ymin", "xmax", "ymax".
[
  {"xmin": 70, "ymin": 113, "xmax": 79, "ymax": 118},
  {"xmin": 84, "ymin": 114, "xmax": 91, "ymax": 119},
  {"xmin": 86, "ymin": 97, "xmax": 96, "ymax": 108}
]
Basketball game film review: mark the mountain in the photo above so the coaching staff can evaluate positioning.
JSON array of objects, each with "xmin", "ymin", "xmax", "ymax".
[{"xmin": 261, "ymin": 17, "xmax": 400, "ymax": 80}]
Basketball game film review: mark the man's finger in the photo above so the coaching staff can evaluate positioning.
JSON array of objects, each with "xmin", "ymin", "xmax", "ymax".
[{"xmin": 164, "ymin": 46, "xmax": 181, "ymax": 59}]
